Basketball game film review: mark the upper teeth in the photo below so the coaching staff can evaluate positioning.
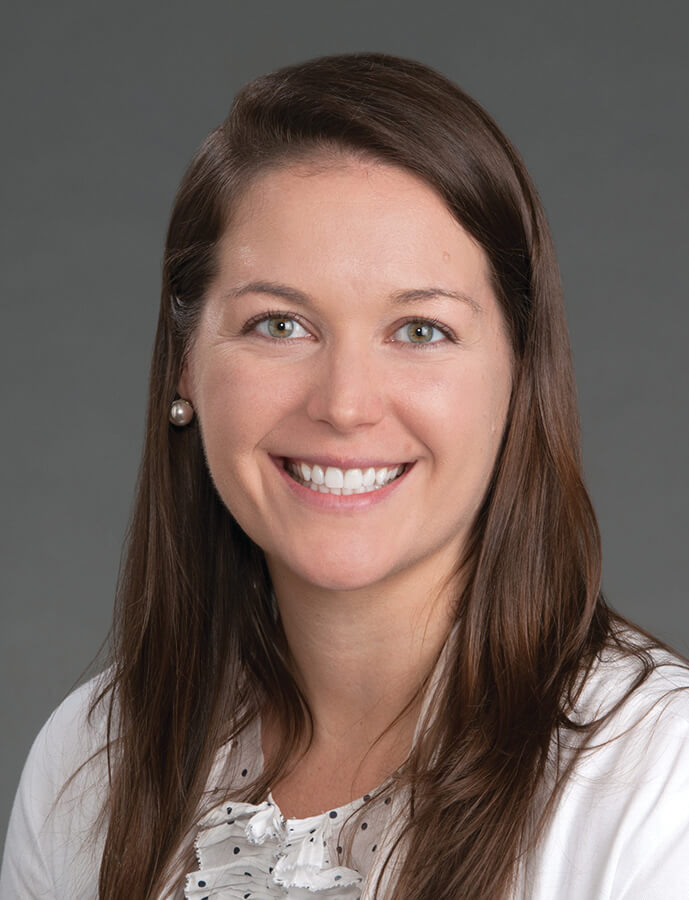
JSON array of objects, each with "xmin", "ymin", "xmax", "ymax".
[{"xmin": 287, "ymin": 460, "xmax": 404, "ymax": 493}]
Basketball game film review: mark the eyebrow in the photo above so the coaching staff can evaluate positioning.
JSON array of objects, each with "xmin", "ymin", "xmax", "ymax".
[{"xmin": 223, "ymin": 280, "xmax": 481, "ymax": 313}]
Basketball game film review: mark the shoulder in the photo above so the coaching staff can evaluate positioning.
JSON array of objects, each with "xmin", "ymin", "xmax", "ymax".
[
  {"xmin": 524, "ymin": 629, "xmax": 689, "ymax": 900},
  {"xmin": 575, "ymin": 627, "xmax": 689, "ymax": 746},
  {"xmin": 0, "ymin": 674, "xmax": 113, "ymax": 900},
  {"xmin": 573, "ymin": 631, "xmax": 689, "ymax": 805},
  {"xmin": 15, "ymin": 673, "xmax": 113, "ymax": 813}
]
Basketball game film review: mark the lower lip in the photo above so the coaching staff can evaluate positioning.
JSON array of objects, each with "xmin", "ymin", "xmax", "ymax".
[{"xmin": 272, "ymin": 458, "xmax": 414, "ymax": 511}]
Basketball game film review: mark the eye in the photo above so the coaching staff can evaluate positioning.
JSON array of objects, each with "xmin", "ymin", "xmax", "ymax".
[
  {"xmin": 391, "ymin": 319, "xmax": 452, "ymax": 345},
  {"xmin": 253, "ymin": 315, "xmax": 310, "ymax": 339}
]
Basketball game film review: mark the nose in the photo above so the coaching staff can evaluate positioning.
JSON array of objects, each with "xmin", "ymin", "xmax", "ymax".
[{"xmin": 305, "ymin": 340, "xmax": 385, "ymax": 432}]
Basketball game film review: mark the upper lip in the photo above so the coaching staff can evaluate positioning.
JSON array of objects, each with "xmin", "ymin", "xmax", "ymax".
[{"xmin": 275, "ymin": 454, "xmax": 411, "ymax": 470}]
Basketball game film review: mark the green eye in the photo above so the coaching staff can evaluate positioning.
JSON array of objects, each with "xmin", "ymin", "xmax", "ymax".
[
  {"xmin": 392, "ymin": 320, "xmax": 447, "ymax": 344},
  {"xmin": 407, "ymin": 322, "xmax": 434, "ymax": 342},
  {"xmin": 267, "ymin": 317, "xmax": 294, "ymax": 337},
  {"xmin": 255, "ymin": 316, "xmax": 309, "ymax": 339}
]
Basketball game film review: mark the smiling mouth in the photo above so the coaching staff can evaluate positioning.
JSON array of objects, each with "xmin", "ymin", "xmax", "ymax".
[{"xmin": 282, "ymin": 459, "xmax": 409, "ymax": 495}]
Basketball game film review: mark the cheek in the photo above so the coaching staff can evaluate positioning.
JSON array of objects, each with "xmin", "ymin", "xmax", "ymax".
[
  {"xmin": 194, "ymin": 353, "xmax": 304, "ymax": 456},
  {"xmin": 397, "ymin": 362, "xmax": 511, "ymax": 468},
  {"xmin": 192, "ymin": 356, "xmax": 255, "ymax": 459}
]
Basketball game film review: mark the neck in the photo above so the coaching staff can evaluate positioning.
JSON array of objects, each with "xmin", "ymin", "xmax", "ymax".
[{"xmin": 265, "ymin": 555, "xmax": 458, "ymax": 751}]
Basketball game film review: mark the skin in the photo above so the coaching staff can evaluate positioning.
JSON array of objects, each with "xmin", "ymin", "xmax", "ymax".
[{"xmin": 180, "ymin": 157, "xmax": 514, "ymax": 815}]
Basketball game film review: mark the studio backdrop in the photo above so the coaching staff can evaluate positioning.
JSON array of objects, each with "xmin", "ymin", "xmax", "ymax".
[{"xmin": 1, "ymin": 0, "xmax": 687, "ymax": 853}]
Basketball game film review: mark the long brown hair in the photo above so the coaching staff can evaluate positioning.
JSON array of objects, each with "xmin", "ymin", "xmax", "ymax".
[{"xmin": 95, "ymin": 53, "xmax": 660, "ymax": 898}]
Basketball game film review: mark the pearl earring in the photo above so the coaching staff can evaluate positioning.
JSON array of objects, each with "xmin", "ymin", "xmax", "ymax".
[{"xmin": 169, "ymin": 398, "xmax": 195, "ymax": 426}]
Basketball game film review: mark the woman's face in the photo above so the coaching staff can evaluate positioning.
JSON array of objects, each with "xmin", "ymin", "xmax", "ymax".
[{"xmin": 180, "ymin": 158, "xmax": 513, "ymax": 595}]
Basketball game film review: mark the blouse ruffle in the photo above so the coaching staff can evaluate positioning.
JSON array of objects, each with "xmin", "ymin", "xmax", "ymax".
[{"xmin": 184, "ymin": 798, "xmax": 364, "ymax": 899}]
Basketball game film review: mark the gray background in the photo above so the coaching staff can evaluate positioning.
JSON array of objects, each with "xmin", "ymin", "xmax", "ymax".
[{"xmin": 1, "ymin": 0, "xmax": 687, "ymax": 852}]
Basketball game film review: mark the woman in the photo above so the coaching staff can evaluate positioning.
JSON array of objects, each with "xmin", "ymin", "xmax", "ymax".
[{"xmin": 2, "ymin": 52, "xmax": 688, "ymax": 900}]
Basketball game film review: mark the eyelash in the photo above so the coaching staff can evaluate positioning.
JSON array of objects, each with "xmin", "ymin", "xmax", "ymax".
[
  {"xmin": 241, "ymin": 311, "xmax": 457, "ymax": 347},
  {"xmin": 241, "ymin": 311, "xmax": 313, "ymax": 341},
  {"xmin": 393, "ymin": 317, "xmax": 456, "ymax": 346}
]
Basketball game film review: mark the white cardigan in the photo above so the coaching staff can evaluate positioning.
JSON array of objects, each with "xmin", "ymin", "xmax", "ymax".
[{"xmin": 2, "ymin": 634, "xmax": 689, "ymax": 899}]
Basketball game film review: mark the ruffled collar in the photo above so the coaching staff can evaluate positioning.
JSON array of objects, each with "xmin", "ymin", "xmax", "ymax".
[
  {"xmin": 183, "ymin": 632, "xmax": 456, "ymax": 898},
  {"xmin": 185, "ymin": 795, "xmax": 366, "ymax": 898}
]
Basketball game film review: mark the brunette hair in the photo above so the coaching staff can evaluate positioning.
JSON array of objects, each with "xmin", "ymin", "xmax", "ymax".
[{"xmin": 95, "ymin": 53, "xmax": 659, "ymax": 898}]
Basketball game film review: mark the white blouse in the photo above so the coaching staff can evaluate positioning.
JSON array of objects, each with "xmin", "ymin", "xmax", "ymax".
[
  {"xmin": 184, "ymin": 715, "xmax": 390, "ymax": 899},
  {"xmin": 2, "ymin": 632, "xmax": 689, "ymax": 899}
]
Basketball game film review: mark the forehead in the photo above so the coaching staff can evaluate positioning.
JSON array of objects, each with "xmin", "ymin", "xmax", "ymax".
[
  {"xmin": 213, "ymin": 157, "xmax": 495, "ymax": 312},
  {"xmin": 232, "ymin": 156, "xmax": 477, "ymax": 243}
]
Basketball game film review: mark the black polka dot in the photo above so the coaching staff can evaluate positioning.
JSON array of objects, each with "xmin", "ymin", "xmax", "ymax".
[
  {"xmin": 244, "ymin": 894, "xmax": 251, "ymax": 899},
  {"xmin": 227, "ymin": 806, "xmax": 233, "ymax": 813},
  {"xmin": 228, "ymin": 819, "xmax": 235, "ymax": 825},
  {"xmin": 244, "ymin": 871, "xmax": 252, "ymax": 877},
  {"xmin": 198, "ymin": 882, "xmax": 206, "ymax": 888},
  {"xmin": 309, "ymin": 837, "xmax": 314, "ymax": 842},
  {"xmin": 384, "ymin": 797, "xmax": 391, "ymax": 804},
  {"xmin": 269, "ymin": 866, "xmax": 274, "ymax": 873},
  {"xmin": 329, "ymin": 810, "xmax": 338, "ymax": 818},
  {"xmin": 241, "ymin": 768, "xmax": 248, "ymax": 777},
  {"xmin": 335, "ymin": 874, "xmax": 342, "ymax": 881},
  {"xmin": 372, "ymin": 844, "xmax": 377, "ymax": 851},
  {"xmin": 363, "ymin": 793, "xmax": 371, "ymax": 801},
  {"xmin": 361, "ymin": 822, "xmax": 368, "ymax": 830},
  {"xmin": 309, "ymin": 827, "xmax": 316, "ymax": 833},
  {"xmin": 233, "ymin": 846, "xmax": 240, "ymax": 854},
  {"xmin": 337, "ymin": 845, "xmax": 343, "ymax": 854}
]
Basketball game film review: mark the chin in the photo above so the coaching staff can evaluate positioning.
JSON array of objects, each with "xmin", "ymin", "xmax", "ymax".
[
  {"xmin": 305, "ymin": 572, "xmax": 386, "ymax": 593},
  {"xmin": 277, "ymin": 549, "xmax": 400, "ymax": 594}
]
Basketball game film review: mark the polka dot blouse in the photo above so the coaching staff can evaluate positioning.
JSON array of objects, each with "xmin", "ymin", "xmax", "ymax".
[{"xmin": 184, "ymin": 717, "xmax": 392, "ymax": 899}]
